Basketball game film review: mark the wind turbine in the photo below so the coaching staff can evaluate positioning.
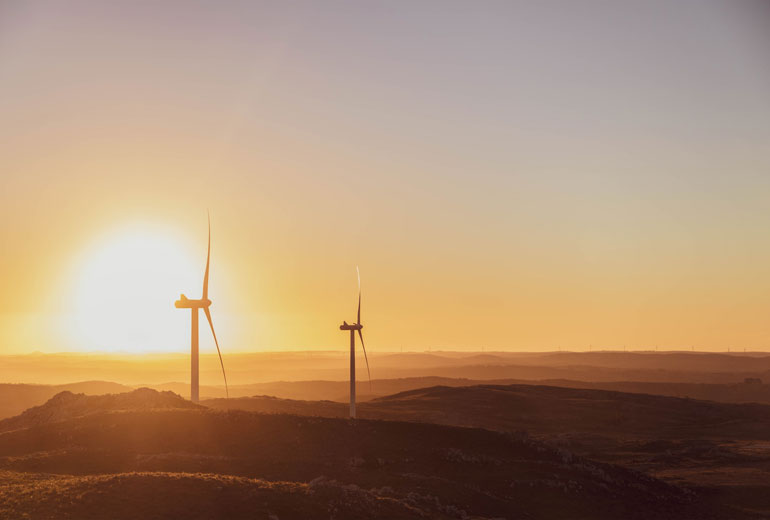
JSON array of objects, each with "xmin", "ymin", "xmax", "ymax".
[
  {"xmin": 175, "ymin": 213, "xmax": 228, "ymax": 403},
  {"xmin": 339, "ymin": 267, "xmax": 371, "ymax": 419}
]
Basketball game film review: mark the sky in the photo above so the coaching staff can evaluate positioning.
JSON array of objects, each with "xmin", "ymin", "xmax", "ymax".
[{"xmin": 1, "ymin": 0, "xmax": 769, "ymax": 354}]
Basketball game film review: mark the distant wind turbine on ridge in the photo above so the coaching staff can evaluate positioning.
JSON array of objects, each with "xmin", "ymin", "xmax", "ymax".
[
  {"xmin": 175, "ymin": 213, "xmax": 228, "ymax": 403},
  {"xmin": 339, "ymin": 267, "xmax": 371, "ymax": 419}
]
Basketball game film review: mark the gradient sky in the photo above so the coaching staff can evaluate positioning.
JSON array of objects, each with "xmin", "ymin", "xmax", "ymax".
[{"xmin": 1, "ymin": 0, "xmax": 770, "ymax": 353}]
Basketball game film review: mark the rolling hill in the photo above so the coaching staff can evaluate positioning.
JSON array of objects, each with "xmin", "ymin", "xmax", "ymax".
[
  {"xmin": 206, "ymin": 383, "xmax": 770, "ymax": 440},
  {"xmin": 192, "ymin": 376, "xmax": 770, "ymax": 404},
  {"xmin": 0, "ymin": 388, "xmax": 201, "ymax": 433},
  {"xmin": 207, "ymin": 383, "xmax": 770, "ymax": 517},
  {"xmin": 0, "ymin": 381, "xmax": 132, "ymax": 420},
  {"xmin": 2, "ymin": 375, "xmax": 770, "ymax": 423},
  {"xmin": 0, "ymin": 389, "xmax": 729, "ymax": 519}
]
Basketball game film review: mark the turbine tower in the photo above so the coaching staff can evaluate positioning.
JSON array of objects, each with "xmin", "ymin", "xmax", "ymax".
[
  {"xmin": 175, "ymin": 213, "xmax": 228, "ymax": 403},
  {"xmin": 339, "ymin": 267, "xmax": 371, "ymax": 418}
]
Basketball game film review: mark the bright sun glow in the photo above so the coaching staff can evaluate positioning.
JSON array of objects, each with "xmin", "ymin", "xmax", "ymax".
[{"xmin": 69, "ymin": 226, "xmax": 203, "ymax": 352}]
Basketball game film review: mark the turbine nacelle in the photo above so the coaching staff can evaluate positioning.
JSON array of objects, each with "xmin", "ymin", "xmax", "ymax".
[
  {"xmin": 174, "ymin": 295, "xmax": 212, "ymax": 309},
  {"xmin": 340, "ymin": 320, "xmax": 362, "ymax": 331}
]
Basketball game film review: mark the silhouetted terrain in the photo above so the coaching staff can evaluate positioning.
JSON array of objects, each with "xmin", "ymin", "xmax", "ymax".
[
  {"xmin": 535, "ymin": 379, "xmax": 770, "ymax": 405},
  {"xmin": 0, "ymin": 381, "xmax": 132, "ymax": 419},
  {"xmin": 152, "ymin": 377, "xmax": 491, "ymax": 401},
  {"xmin": 0, "ymin": 389, "xmax": 736, "ymax": 519},
  {"xmin": 0, "ymin": 471, "xmax": 433, "ymax": 520},
  {"xmin": 0, "ymin": 388, "xmax": 200, "ymax": 433},
  {"xmin": 392, "ymin": 363, "xmax": 770, "ymax": 385},
  {"xmin": 3, "ymin": 353, "xmax": 770, "ymax": 517},
  {"xmin": 191, "ymin": 376, "xmax": 770, "ymax": 404},
  {"xmin": 366, "ymin": 384, "xmax": 770, "ymax": 439},
  {"xmin": 3, "ymin": 375, "xmax": 770, "ymax": 422},
  {"xmin": 207, "ymin": 383, "xmax": 770, "ymax": 437},
  {"xmin": 210, "ymin": 383, "xmax": 770, "ymax": 517},
  {"xmin": 204, "ymin": 394, "xmax": 347, "ymax": 418}
]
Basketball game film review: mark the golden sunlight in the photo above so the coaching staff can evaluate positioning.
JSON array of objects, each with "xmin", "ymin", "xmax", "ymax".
[{"xmin": 69, "ymin": 226, "xmax": 201, "ymax": 352}]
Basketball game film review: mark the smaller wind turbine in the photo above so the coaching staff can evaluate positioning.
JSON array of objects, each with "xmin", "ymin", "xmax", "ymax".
[
  {"xmin": 175, "ymin": 213, "xmax": 228, "ymax": 403},
  {"xmin": 339, "ymin": 267, "xmax": 371, "ymax": 419}
]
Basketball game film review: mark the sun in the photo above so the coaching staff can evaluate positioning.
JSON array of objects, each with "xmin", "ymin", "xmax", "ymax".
[{"xmin": 69, "ymin": 225, "xmax": 203, "ymax": 353}]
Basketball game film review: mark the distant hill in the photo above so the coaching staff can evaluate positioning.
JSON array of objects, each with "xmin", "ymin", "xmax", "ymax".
[
  {"xmin": 512, "ymin": 352, "xmax": 770, "ymax": 372},
  {"xmin": 3, "ymin": 375, "xmax": 770, "ymax": 425},
  {"xmin": 209, "ymin": 382, "xmax": 770, "ymax": 442},
  {"xmin": 534, "ymin": 379, "xmax": 770, "ymax": 405},
  {"xmin": 0, "ymin": 381, "xmax": 133, "ymax": 419},
  {"xmin": 390, "ymin": 363, "xmax": 770, "ymax": 385},
  {"xmin": 190, "ymin": 376, "xmax": 500, "ymax": 401},
  {"xmin": 198, "ymin": 376, "xmax": 770, "ymax": 403},
  {"xmin": 359, "ymin": 384, "xmax": 770, "ymax": 440},
  {"xmin": 0, "ymin": 388, "xmax": 199, "ymax": 433}
]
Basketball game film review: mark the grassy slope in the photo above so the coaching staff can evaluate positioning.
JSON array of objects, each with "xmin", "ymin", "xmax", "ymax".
[
  {"xmin": 0, "ymin": 471, "xmax": 433, "ymax": 520},
  {"xmin": 0, "ymin": 402, "xmax": 720, "ymax": 519}
]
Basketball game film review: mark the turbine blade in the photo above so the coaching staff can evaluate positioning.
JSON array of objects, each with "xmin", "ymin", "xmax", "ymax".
[
  {"xmin": 357, "ymin": 328, "xmax": 372, "ymax": 391},
  {"xmin": 356, "ymin": 266, "xmax": 361, "ymax": 325},
  {"xmin": 203, "ymin": 212, "xmax": 211, "ymax": 299},
  {"xmin": 204, "ymin": 306, "xmax": 229, "ymax": 398}
]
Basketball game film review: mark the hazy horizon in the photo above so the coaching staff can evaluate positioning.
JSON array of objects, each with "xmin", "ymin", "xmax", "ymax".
[{"xmin": 2, "ymin": 349, "xmax": 769, "ymax": 388}]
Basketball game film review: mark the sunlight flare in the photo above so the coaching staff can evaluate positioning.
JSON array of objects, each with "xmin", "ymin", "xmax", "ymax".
[{"xmin": 69, "ymin": 227, "xmax": 200, "ymax": 352}]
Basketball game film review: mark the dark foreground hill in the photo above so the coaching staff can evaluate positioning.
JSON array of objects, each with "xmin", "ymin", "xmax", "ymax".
[
  {"xmin": 0, "ymin": 390, "xmax": 731, "ymax": 520},
  {"xmin": 0, "ymin": 470, "xmax": 430, "ymax": 520},
  {"xmin": 208, "ymin": 383, "xmax": 770, "ymax": 517}
]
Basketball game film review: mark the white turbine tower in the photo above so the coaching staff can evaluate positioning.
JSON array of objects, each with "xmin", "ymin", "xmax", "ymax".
[
  {"xmin": 339, "ymin": 267, "xmax": 371, "ymax": 418},
  {"xmin": 175, "ymin": 213, "xmax": 228, "ymax": 403}
]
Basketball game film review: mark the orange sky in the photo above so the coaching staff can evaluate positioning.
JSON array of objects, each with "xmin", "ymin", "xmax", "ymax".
[{"xmin": 1, "ymin": 1, "xmax": 770, "ymax": 353}]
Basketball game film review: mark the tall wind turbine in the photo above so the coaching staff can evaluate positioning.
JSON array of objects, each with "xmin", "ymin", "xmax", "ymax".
[
  {"xmin": 339, "ymin": 267, "xmax": 371, "ymax": 418},
  {"xmin": 175, "ymin": 214, "xmax": 228, "ymax": 403}
]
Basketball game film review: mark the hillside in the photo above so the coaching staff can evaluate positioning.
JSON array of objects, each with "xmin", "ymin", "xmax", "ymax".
[
  {"xmin": 0, "ymin": 388, "xmax": 200, "ymax": 433},
  {"xmin": 197, "ymin": 376, "xmax": 770, "ymax": 404},
  {"xmin": 208, "ymin": 383, "xmax": 770, "ymax": 517},
  {"xmin": 0, "ymin": 390, "xmax": 729, "ymax": 520},
  {"xmin": 537, "ymin": 379, "xmax": 770, "ymax": 405},
  {"xmin": 0, "ymin": 471, "xmax": 433, "ymax": 520},
  {"xmin": 0, "ymin": 381, "xmax": 132, "ymax": 419},
  {"xmin": 204, "ymin": 395, "xmax": 347, "ymax": 417},
  {"xmin": 208, "ymin": 383, "xmax": 770, "ymax": 440},
  {"xmin": 3, "ymin": 376, "xmax": 770, "ymax": 423},
  {"xmin": 364, "ymin": 384, "xmax": 770, "ymax": 439}
]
